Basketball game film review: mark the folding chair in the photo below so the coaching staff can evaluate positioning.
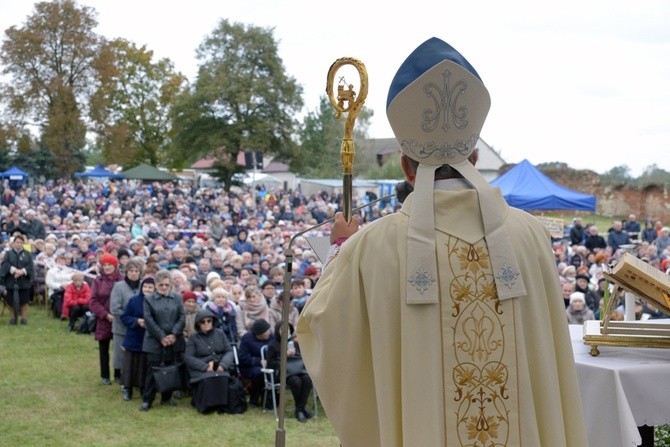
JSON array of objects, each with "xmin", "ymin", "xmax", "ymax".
[
  {"xmin": 260, "ymin": 344, "xmax": 318, "ymax": 419},
  {"xmin": 260, "ymin": 345, "xmax": 281, "ymax": 418}
]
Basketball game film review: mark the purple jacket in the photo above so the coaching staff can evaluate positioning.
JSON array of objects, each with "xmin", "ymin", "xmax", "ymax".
[{"xmin": 89, "ymin": 270, "xmax": 123, "ymax": 341}]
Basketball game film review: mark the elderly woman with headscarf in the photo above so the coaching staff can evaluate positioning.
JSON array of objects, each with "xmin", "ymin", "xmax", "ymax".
[
  {"xmin": 236, "ymin": 285, "xmax": 270, "ymax": 337},
  {"xmin": 183, "ymin": 309, "xmax": 235, "ymax": 413}
]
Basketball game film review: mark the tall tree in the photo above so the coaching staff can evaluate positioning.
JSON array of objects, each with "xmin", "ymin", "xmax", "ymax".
[
  {"xmin": 0, "ymin": 0, "xmax": 99, "ymax": 176},
  {"xmin": 90, "ymin": 39, "xmax": 186, "ymax": 167},
  {"xmin": 171, "ymin": 19, "xmax": 303, "ymax": 190}
]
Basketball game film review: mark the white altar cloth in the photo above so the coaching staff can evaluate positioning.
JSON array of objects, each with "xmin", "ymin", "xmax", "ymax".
[{"xmin": 569, "ymin": 324, "xmax": 670, "ymax": 447}]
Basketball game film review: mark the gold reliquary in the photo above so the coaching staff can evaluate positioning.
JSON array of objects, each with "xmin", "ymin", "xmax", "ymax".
[{"xmin": 583, "ymin": 252, "xmax": 670, "ymax": 356}]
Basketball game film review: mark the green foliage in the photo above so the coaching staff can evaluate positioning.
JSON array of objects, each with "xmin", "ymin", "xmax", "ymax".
[
  {"xmin": 0, "ymin": 308, "xmax": 338, "ymax": 446},
  {"xmin": 295, "ymin": 96, "xmax": 343, "ymax": 177},
  {"xmin": 90, "ymin": 38, "xmax": 187, "ymax": 168},
  {"xmin": 638, "ymin": 163, "xmax": 670, "ymax": 186},
  {"xmin": 0, "ymin": 0, "xmax": 99, "ymax": 176},
  {"xmin": 656, "ymin": 425, "xmax": 670, "ymax": 446},
  {"xmin": 12, "ymin": 142, "xmax": 67, "ymax": 180},
  {"xmin": 362, "ymin": 154, "xmax": 404, "ymax": 180},
  {"xmin": 600, "ymin": 164, "xmax": 632, "ymax": 184},
  {"xmin": 296, "ymin": 95, "xmax": 373, "ymax": 178},
  {"xmin": 171, "ymin": 19, "xmax": 303, "ymax": 190}
]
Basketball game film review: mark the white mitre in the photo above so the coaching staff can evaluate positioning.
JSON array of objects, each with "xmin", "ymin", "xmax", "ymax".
[{"xmin": 386, "ymin": 37, "xmax": 526, "ymax": 304}]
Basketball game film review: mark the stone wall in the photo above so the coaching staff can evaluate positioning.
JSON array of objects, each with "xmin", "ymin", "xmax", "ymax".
[{"xmin": 541, "ymin": 167, "xmax": 670, "ymax": 222}]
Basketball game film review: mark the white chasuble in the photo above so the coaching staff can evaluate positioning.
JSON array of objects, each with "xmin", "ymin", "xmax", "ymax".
[{"xmin": 298, "ymin": 189, "xmax": 587, "ymax": 447}]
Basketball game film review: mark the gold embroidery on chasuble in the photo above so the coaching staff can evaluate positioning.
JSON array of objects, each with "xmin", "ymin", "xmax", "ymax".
[{"xmin": 442, "ymin": 237, "xmax": 519, "ymax": 446}]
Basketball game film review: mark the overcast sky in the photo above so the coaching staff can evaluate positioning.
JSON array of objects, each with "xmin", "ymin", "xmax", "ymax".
[{"xmin": 1, "ymin": 0, "xmax": 669, "ymax": 177}]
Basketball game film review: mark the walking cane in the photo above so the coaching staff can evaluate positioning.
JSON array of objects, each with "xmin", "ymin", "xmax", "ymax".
[{"xmin": 12, "ymin": 284, "xmax": 20, "ymax": 322}]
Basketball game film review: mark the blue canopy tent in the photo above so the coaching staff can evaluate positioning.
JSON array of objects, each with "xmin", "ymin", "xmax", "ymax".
[
  {"xmin": 74, "ymin": 165, "xmax": 125, "ymax": 179},
  {"xmin": 0, "ymin": 166, "xmax": 29, "ymax": 187},
  {"xmin": 490, "ymin": 159, "xmax": 596, "ymax": 212}
]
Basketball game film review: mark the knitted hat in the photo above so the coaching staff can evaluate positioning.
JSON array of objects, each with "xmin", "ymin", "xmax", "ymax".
[
  {"xmin": 569, "ymin": 291, "xmax": 586, "ymax": 305},
  {"xmin": 206, "ymin": 271, "xmax": 221, "ymax": 286},
  {"xmin": 251, "ymin": 318, "xmax": 271, "ymax": 336},
  {"xmin": 575, "ymin": 273, "xmax": 590, "ymax": 282},
  {"xmin": 182, "ymin": 290, "xmax": 197, "ymax": 303},
  {"xmin": 387, "ymin": 37, "xmax": 526, "ymax": 304},
  {"xmin": 100, "ymin": 253, "xmax": 118, "ymax": 268}
]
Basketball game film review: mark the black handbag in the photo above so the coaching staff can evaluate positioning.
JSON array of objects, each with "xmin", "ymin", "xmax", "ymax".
[
  {"xmin": 285, "ymin": 355, "xmax": 307, "ymax": 377},
  {"xmin": 152, "ymin": 348, "xmax": 184, "ymax": 393}
]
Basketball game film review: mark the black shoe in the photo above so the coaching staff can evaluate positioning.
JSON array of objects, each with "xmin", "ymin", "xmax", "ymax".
[
  {"xmin": 122, "ymin": 388, "xmax": 132, "ymax": 401},
  {"xmin": 303, "ymin": 409, "xmax": 314, "ymax": 419},
  {"xmin": 160, "ymin": 399, "xmax": 177, "ymax": 406},
  {"xmin": 295, "ymin": 411, "xmax": 307, "ymax": 423},
  {"xmin": 139, "ymin": 402, "xmax": 151, "ymax": 412},
  {"xmin": 9, "ymin": 318, "xmax": 17, "ymax": 325},
  {"xmin": 101, "ymin": 378, "xmax": 112, "ymax": 385},
  {"xmin": 19, "ymin": 319, "xmax": 27, "ymax": 325},
  {"xmin": 68, "ymin": 323, "xmax": 74, "ymax": 332}
]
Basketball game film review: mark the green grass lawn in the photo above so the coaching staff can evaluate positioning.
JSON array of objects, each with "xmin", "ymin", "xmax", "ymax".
[{"xmin": 0, "ymin": 305, "xmax": 339, "ymax": 447}]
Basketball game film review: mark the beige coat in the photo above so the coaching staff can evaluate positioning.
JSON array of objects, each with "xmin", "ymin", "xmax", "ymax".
[{"xmin": 297, "ymin": 189, "xmax": 588, "ymax": 447}]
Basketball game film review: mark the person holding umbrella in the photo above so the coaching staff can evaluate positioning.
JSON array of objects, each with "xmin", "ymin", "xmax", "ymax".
[{"xmin": 1, "ymin": 231, "xmax": 34, "ymax": 325}]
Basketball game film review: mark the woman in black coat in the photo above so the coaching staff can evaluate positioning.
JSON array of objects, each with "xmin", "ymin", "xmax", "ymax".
[
  {"xmin": 0, "ymin": 232, "xmax": 34, "ymax": 325},
  {"xmin": 183, "ymin": 309, "xmax": 235, "ymax": 413},
  {"xmin": 140, "ymin": 269, "xmax": 185, "ymax": 411},
  {"xmin": 267, "ymin": 321, "xmax": 314, "ymax": 422}
]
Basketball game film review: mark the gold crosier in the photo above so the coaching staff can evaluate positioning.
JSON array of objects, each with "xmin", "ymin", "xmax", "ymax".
[
  {"xmin": 274, "ymin": 57, "xmax": 369, "ymax": 447},
  {"xmin": 326, "ymin": 57, "xmax": 368, "ymax": 222}
]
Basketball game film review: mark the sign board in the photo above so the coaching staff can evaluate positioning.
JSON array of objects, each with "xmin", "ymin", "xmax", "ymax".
[{"xmin": 536, "ymin": 216, "xmax": 565, "ymax": 239}]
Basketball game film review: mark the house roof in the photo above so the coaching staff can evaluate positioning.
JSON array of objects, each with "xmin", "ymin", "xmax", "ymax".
[
  {"xmin": 372, "ymin": 137, "xmax": 505, "ymax": 172},
  {"xmin": 191, "ymin": 158, "xmax": 216, "ymax": 169},
  {"xmin": 121, "ymin": 163, "xmax": 177, "ymax": 181}
]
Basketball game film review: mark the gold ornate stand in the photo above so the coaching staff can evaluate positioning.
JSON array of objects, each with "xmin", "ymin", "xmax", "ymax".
[{"xmin": 583, "ymin": 254, "xmax": 670, "ymax": 356}]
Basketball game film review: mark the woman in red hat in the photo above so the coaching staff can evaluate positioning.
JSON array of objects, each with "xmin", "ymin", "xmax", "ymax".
[{"xmin": 89, "ymin": 254, "xmax": 123, "ymax": 385}]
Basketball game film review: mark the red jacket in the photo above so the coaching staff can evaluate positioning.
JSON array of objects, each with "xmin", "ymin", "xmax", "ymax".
[{"xmin": 62, "ymin": 282, "xmax": 91, "ymax": 319}]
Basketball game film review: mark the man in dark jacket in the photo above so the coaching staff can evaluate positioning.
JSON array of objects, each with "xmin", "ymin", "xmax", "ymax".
[
  {"xmin": 0, "ymin": 232, "xmax": 34, "ymax": 324},
  {"xmin": 584, "ymin": 225, "xmax": 607, "ymax": 252},
  {"xmin": 24, "ymin": 209, "xmax": 46, "ymax": 241},
  {"xmin": 100, "ymin": 213, "xmax": 117, "ymax": 235},
  {"xmin": 569, "ymin": 217, "xmax": 585, "ymax": 246}
]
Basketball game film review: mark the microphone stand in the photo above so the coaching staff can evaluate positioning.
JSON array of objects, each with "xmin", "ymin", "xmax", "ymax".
[{"xmin": 274, "ymin": 194, "xmax": 393, "ymax": 447}]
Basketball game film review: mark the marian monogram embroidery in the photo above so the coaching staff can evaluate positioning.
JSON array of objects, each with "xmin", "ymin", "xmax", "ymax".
[{"xmin": 422, "ymin": 69, "xmax": 469, "ymax": 133}]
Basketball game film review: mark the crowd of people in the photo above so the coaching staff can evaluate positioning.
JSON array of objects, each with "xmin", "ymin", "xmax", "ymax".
[
  {"xmin": 0, "ymin": 177, "xmax": 391, "ymax": 418},
  {"xmin": 2, "ymin": 175, "xmax": 670, "ymax": 420},
  {"xmin": 558, "ymin": 214, "xmax": 670, "ymax": 324}
]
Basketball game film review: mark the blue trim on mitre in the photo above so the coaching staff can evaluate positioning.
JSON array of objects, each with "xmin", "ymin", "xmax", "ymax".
[{"xmin": 386, "ymin": 37, "xmax": 482, "ymax": 109}]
